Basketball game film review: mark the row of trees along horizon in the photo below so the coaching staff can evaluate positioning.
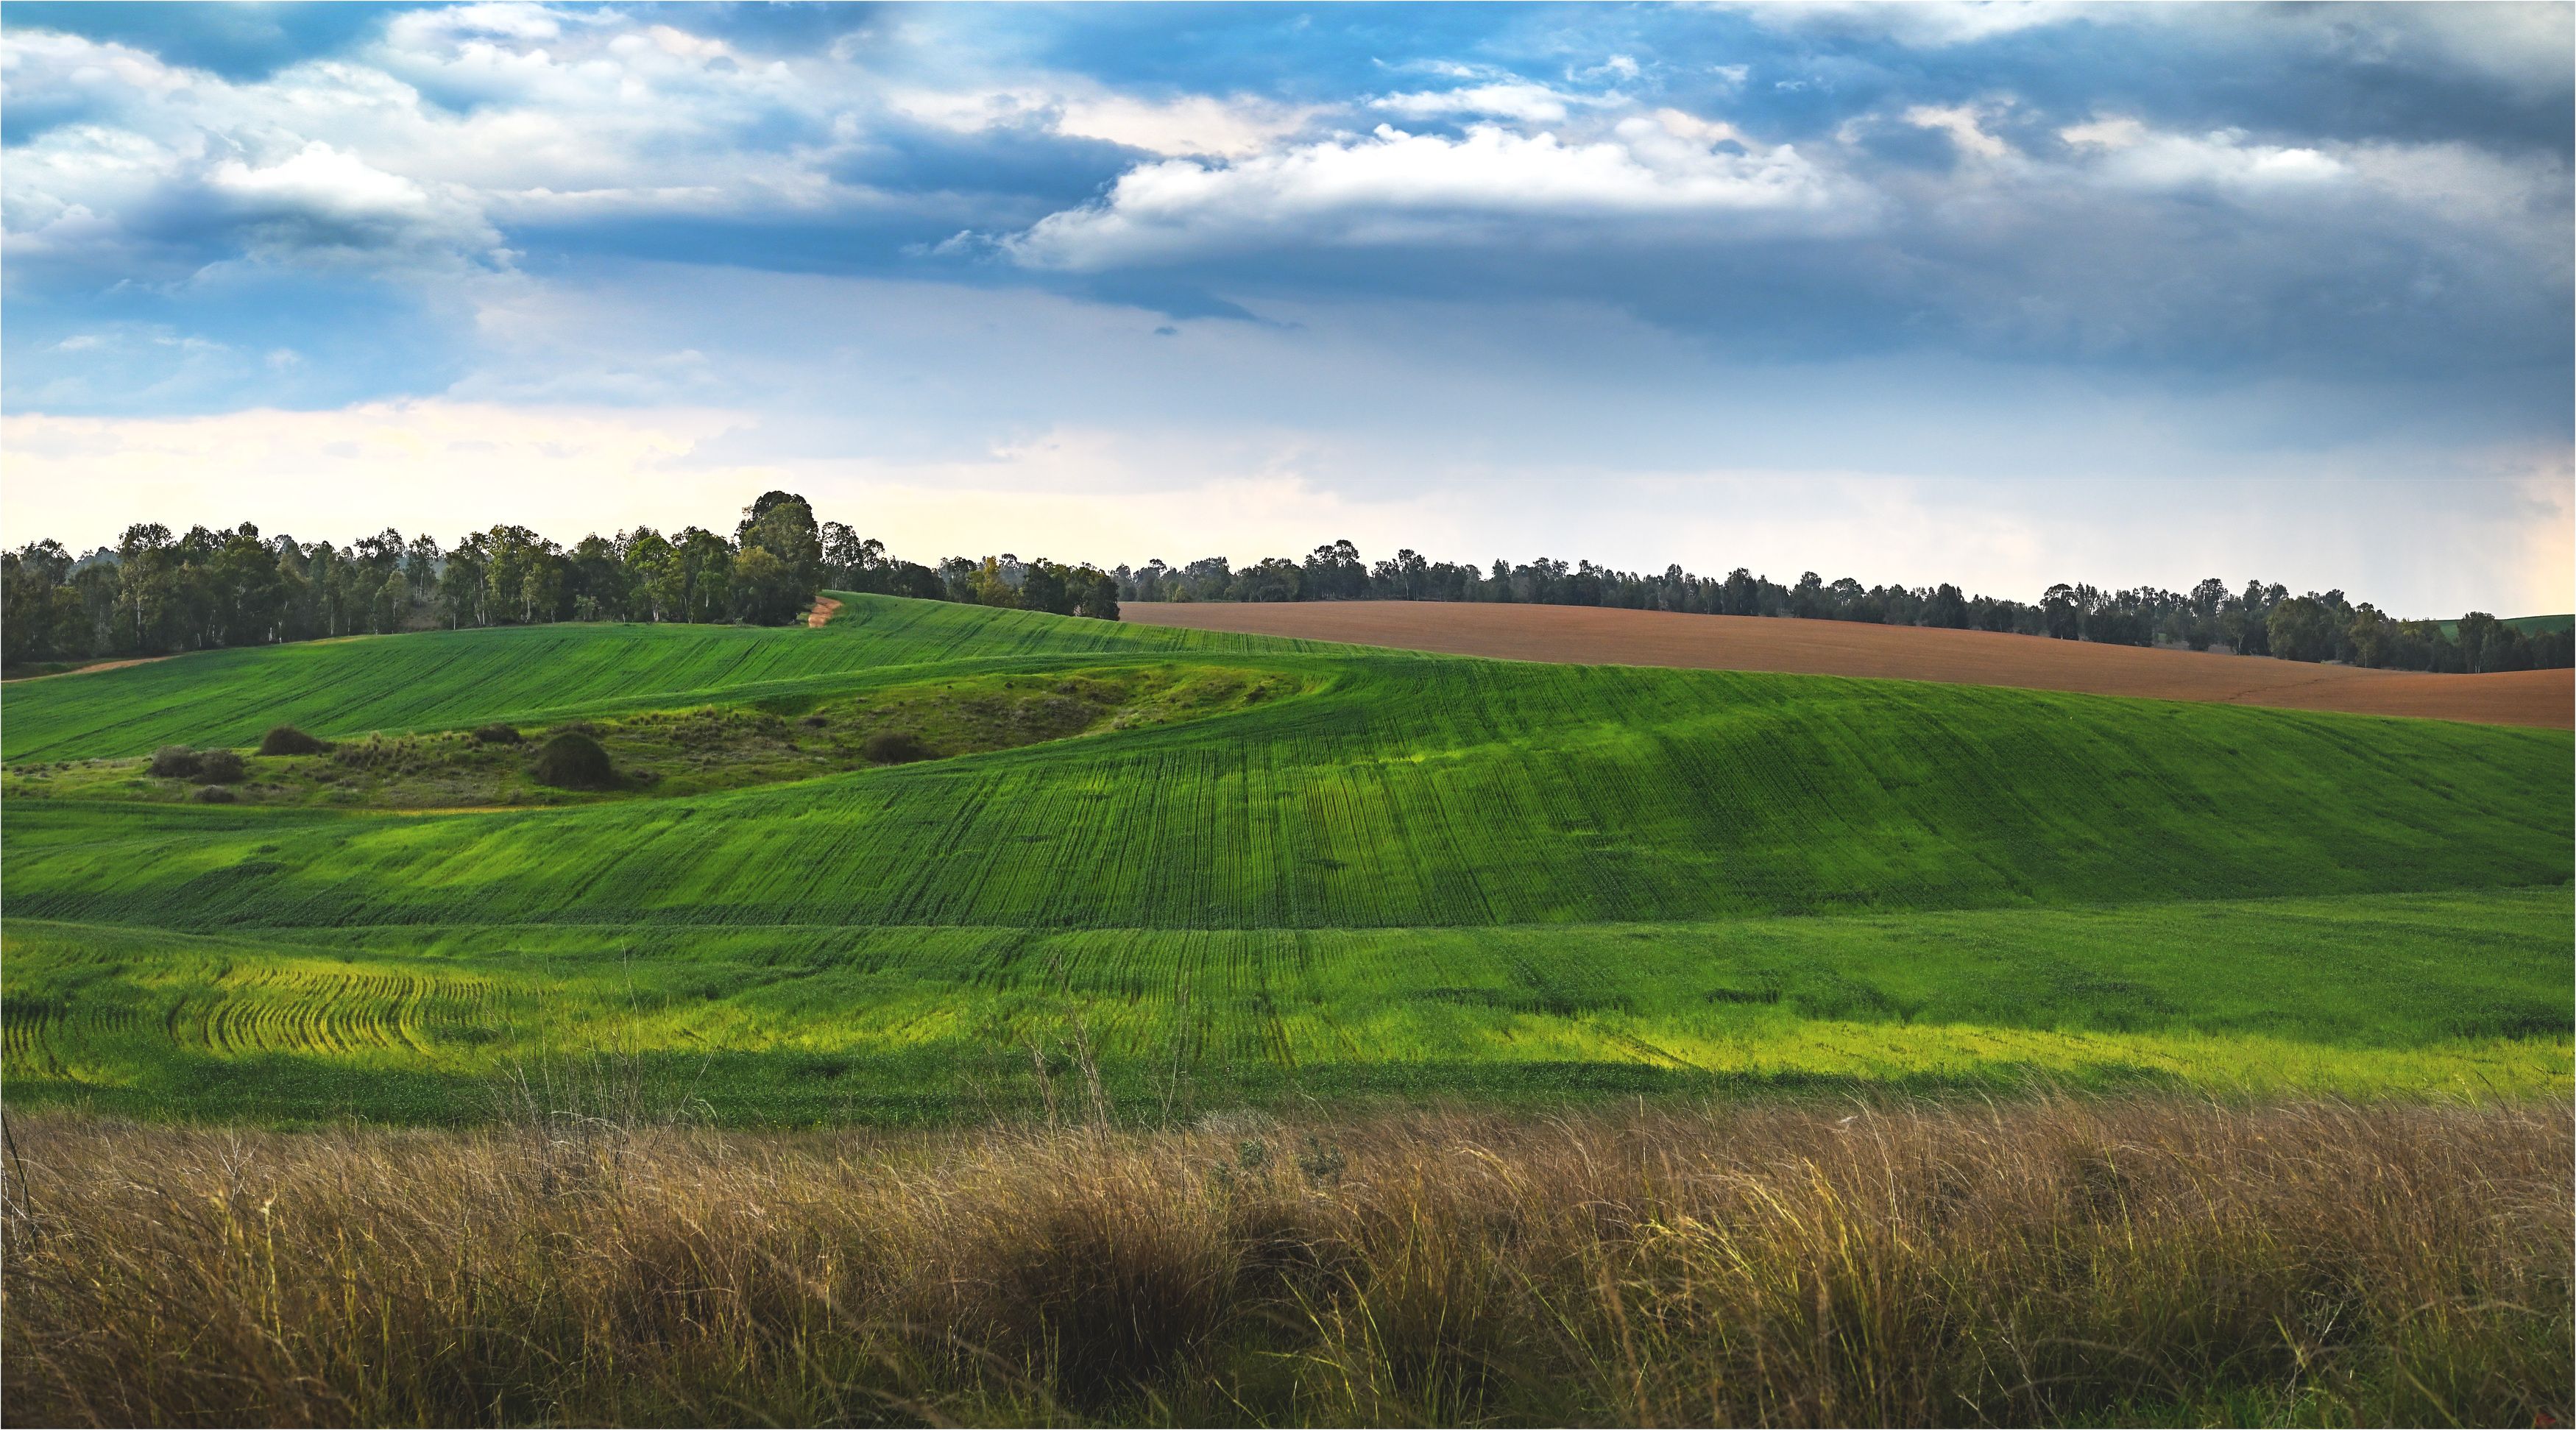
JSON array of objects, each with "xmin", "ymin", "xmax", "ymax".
[{"xmin": 4, "ymin": 494, "xmax": 2568, "ymax": 675}]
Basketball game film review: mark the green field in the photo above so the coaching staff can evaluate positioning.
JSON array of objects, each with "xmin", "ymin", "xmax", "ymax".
[
  {"xmin": 4, "ymin": 594, "xmax": 2569, "ymax": 1121},
  {"xmin": 2436, "ymin": 612, "xmax": 2575, "ymax": 638}
]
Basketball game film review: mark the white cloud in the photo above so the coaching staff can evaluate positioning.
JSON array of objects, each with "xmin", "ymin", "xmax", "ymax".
[
  {"xmin": 1055, "ymin": 93, "xmax": 1317, "ymax": 159},
  {"xmin": 2053, "ymin": 116, "xmax": 2569, "ymax": 264},
  {"xmin": 2061, "ymin": 117, "xmax": 2345, "ymax": 193},
  {"xmin": 1374, "ymin": 81, "xmax": 1589, "ymax": 124},
  {"xmin": 1744, "ymin": 1, "xmax": 2093, "ymax": 48},
  {"xmin": 888, "ymin": 83, "xmax": 1317, "ymax": 159},
  {"xmin": 1906, "ymin": 102, "xmax": 2015, "ymax": 162},
  {"xmin": 207, "ymin": 140, "xmax": 504, "ymax": 266},
  {"xmin": 1000, "ymin": 118, "xmax": 1869, "ymax": 269},
  {"xmin": 0, "ymin": 19, "xmax": 849, "ymax": 280}
]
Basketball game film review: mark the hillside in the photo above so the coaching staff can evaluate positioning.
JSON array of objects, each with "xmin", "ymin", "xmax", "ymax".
[
  {"xmin": 1122, "ymin": 601, "xmax": 2576, "ymax": 728},
  {"xmin": 3, "ymin": 593, "xmax": 2569, "ymax": 1119},
  {"xmin": 0, "ymin": 598, "xmax": 1289, "ymax": 763}
]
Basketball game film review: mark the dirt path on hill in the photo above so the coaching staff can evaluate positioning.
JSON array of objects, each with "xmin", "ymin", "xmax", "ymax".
[
  {"xmin": 3, "ymin": 655, "xmax": 176, "ymax": 683},
  {"xmin": 808, "ymin": 596, "xmax": 845, "ymax": 629},
  {"xmin": 1121, "ymin": 601, "xmax": 2574, "ymax": 729}
]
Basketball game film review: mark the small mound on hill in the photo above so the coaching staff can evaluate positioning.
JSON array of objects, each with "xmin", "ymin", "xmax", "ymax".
[
  {"xmin": 192, "ymin": 785, "xmax": 237, "ymax": 804},
  {"xmin": 260, "ymin": 725, "xmax": 328, "ymax": 756},
  {"xmin": 473, "ymin": 723, "xmax": 524, "ymax": 745},
  {"xmin": 149, "ymin": 746, "xmax": 201, "ymax": 779},
  {"xmin": 863, "ymin": 731, "xmax": 933, "ymax": 765},
  {"xmin": 531, "ymin": 732, "xmax": 617, "ymax": 790},
  {"xmin": 197, "ymin": 749, "xmax": 245, "ymax": 784}
]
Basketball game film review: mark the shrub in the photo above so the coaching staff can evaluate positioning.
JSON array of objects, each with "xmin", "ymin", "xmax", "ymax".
[
  {"xmin": 192, "ymin": 785, "xmax": 237, "ymax": 804},
  {"xmin": 863, "ymin": 731, "xmax": 933, "ymax": 765},
  {"xmin": 148, "ymin": 746, "xmax": 201, "ymax": 779},
  {"xmin": 801, "ymin": 714, "xmax": 829, "ymax": 729},
  {"xmin": 196, "ymin": 749, "xmax": 245, "ymax": 784},
  {"xmin": 531, "ymin": 732, "xmax": 617, "ymax": 790},
  {"xmin": 258, "ymin": 725, "xmax": 328, "ymax": 757},
  {"xmin": 473, "ymin": 723, "xmax": 523, "ymax": 745}
]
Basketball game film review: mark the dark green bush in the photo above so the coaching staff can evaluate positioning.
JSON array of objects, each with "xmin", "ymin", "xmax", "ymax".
[
  {"xmin": 149, "ymin": 746, "xmax": 201, "ymax": 779},
  {"xmin": 531, "ymin": 732, "xmax": 616, "ymax": 790},
  {"xmin": 197, "ymin": 749, "xmax": 245, "ymax": 784},
  {"xmin": 259, "ymin": 725, "xmax": 328, "ymax": 756},
  {"xmin": 192, "ymin": 785, "xmax": 237, "ymax": 804},
  {"xmin": 473, "ymin": 723, "xmax": 523, "ymax": 745},
  {"xmin": 863, "ymin": 731, "xmax": 933, "ymax": 765}
]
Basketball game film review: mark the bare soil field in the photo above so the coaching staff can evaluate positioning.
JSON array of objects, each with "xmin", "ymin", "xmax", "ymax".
[{"xmin": 1122, "ymin": 601, "xmax": 2574, "ymax": 728}]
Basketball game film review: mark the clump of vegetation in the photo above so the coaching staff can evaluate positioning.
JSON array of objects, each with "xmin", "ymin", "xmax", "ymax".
[
  {"xmin": 531, "ymin": 731, "xmax": 617, "ymax": 790},
  {"xmin": 0, "ymin": 1100, "xmax": 2564, "ymax": 1428},
  {"xmin": 195, "ymin": 749, "xmax": 244, "ymax": 783},
  {"xmin": 147, "ymin": 746, "xmax": 201, "ymax": 779},
  {"xmin": 473, "ymin": 723, "xmax": 523, "ymax": 745},
  {"xmin": 863, "ymin": 730, "xmax": 932, "ymax": 765},
  {"xmin": 258, "ymin": 725, "xmax": 328, "ymax": 756},
  {"xmin": 191, "ymin": 785, "xmax": 236, "ymax": 804}
]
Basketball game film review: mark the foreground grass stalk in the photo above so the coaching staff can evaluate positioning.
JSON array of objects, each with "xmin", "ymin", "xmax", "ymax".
[{"xmin": 3, "ymin": 1097, "xmax": 2568, "ymax": 1427}]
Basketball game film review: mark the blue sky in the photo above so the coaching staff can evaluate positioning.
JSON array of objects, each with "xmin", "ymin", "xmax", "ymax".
[{"xmin": 3, "ymin": 1, "xmax": 2568, "ymax": 613}]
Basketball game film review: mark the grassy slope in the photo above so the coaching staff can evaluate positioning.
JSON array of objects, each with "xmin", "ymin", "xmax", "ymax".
[
  {"xmin": 0, "ymin": 598, "xmax": 1291, "ymax": 763},
  {"xmin": 7, "ymin": 888, "xmax": 2568, "ymax": 1122},
  {"xmin": 3, "ymin": 594, "xmax": 2568, "ymax": 1119},
  {"xmin": 7, "ymin": 653, "xmax": 2565, "ymax": 930}
]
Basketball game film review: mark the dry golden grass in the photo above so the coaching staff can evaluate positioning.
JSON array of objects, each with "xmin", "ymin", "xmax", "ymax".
[{"xmin": 3, "ymin": 1096, "xmax": 2568, "ymax": 1426}]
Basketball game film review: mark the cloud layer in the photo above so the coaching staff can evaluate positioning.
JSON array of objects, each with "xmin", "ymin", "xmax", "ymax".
[{"xmin": 1, "ymin": 1, "xmax": 2567, "ymax": 613}]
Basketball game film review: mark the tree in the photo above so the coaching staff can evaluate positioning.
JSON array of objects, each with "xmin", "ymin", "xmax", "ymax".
[
  {"xmin": 1021, "ymin": 559, "xmax": 1075, "ymax": 616},
  {"xmin": 2267, "ymin": 596, "xmax": 2340, "ymax": 663},
  {"xmin": 736, "ymin": 492, "xmax": 823, "ymax": 602},
  {"xmin": 621, "ymin": 528, "xmax": 681, "ymax": 622},
  {"xmin": 439, "ymin": 534, "xmax": 489, "ymax": 628},
  {"xmin": 676, "ymin": 528, "xmax": 734, "ymax": 622},
  {"xmin": 115, "ymin": 523, "xmax": 178, "ymax": 654},
  {"xmin": 1231, "ymin": 557, "xmax": 1303, "ymax": 603},
  {"xmin": 567, "ymin": 534, "xmax": 626, "ymax": 622},
  {"xmin": 1074, "ymin": 567, "xmax": 1120, "ymax": 620},
  {"xmin": 1303, "ymin": 539, "xmax": 1365, "ymax": 601},
  {"xmin": 964, "ymin": 557, "xmax": 1019, "ymax": 608},
  {"xmin": 2040, "ymin": 584, "xmax": 2081, "ymax": 641},
  {"xmin": 821, "ymin": 523, "xmax": 885, "ymax": 592},
  {"xmin": 729, "ymin": 544, "xmax": 805, "ymax": 625},
  {"xmin": 403, "ymin": 534, "xmax": 443, "ymax": 606}
]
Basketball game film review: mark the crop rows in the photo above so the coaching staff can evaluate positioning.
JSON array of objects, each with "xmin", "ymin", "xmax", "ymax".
[
  {"xmin": 7, "ymin": 885, "xmax": 2569, "ymax": 1120},
  {"xmin": 1, "ymin": 595, "xmax": 1297, "ymax": 762},
  {"xmin": 4, "ymin": 595, "xmax": 2569, "ymax": 1122},
  {"xmin": 8, "ymin": 651, "xmax": 2566, "ymax": 935}
]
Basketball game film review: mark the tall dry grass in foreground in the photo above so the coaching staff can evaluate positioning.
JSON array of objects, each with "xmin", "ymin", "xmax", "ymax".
[{"xmin": 3, "ymin": 1097, "xmax": 2567, "ymax": 1427}]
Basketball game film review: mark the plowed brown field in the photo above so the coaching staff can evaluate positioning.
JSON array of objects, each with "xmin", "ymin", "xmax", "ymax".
[{"xmin": 1122, "ymin": 601, "xmax": 2573, "ymax": 729}]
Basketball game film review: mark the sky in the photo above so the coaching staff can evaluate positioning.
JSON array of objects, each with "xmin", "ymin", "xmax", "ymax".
[{"xmin": 2, "ymin": 1, "xmax": 2569, "ymax": 615}]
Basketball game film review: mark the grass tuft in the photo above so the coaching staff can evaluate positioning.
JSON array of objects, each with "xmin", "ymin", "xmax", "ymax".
[{"xmin": 1, "ymin": 1097, "xmax": 2566, "ymax": 1427}]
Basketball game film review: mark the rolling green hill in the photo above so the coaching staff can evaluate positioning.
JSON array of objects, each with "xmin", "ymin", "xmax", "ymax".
[
  {"xmin": 4, "ymin": 594, "xmax": 2568, "ymax": 1120},
  {"xmin": 0, "ymin": 598, "xmax": 1320, "ymax": 764}
]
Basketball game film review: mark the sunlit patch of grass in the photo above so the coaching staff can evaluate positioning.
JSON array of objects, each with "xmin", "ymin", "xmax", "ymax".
[{"xmin": 7, "ymin": 887, "xmax": 2566, "ymax": 1122}]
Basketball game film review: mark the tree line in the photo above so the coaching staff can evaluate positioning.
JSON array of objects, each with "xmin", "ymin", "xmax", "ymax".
[
  {"xmin": 1112, "ymin": 543, "xmax": 2571, "ymax": 673},
  {"xmin": 0, "ymin": 492, "xmax": 1119, "ymax": 670},
  {"xmin": 5, "ymin": 514, "xmax": 2563, "ymax": 675}
]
